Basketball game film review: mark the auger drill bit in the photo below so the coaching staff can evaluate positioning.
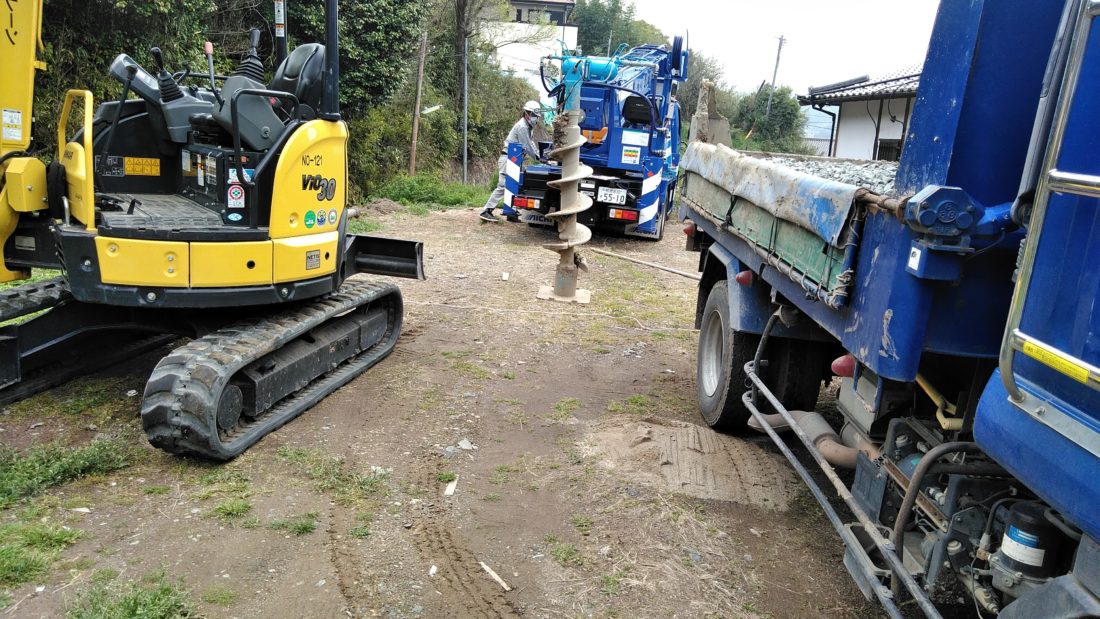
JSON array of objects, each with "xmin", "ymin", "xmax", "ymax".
[{"xmin": 538, "ymin": 109, "xmax": 593, "ymax": 304}]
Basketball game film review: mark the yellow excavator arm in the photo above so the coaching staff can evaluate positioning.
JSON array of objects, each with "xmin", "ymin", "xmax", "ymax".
[{"xmin": 0, "ymin": 0, "xmax": 48, "ymax": 282}]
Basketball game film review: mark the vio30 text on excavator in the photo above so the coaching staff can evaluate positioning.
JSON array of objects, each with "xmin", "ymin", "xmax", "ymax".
[{"xmin": 0, "ymin": 0, "xmax": 423, "ymax": 460}]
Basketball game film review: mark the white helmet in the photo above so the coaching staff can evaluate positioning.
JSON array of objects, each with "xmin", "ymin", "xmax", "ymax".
[{"xmin": 523, "ymin": 100, "xmax": 541, "ymax": 114}]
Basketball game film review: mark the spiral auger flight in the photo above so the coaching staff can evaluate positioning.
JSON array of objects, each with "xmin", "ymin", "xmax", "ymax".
[{"xmin": 538, "ymin": 110, "xmax": 593, "ymax": 303}]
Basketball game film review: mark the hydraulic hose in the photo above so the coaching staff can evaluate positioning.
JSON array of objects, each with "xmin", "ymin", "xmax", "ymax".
[{"xmin": 890, "ymin": 441, "xmax": 982, "ymax": 597}]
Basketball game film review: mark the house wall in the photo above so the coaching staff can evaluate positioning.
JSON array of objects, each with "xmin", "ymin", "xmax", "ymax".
[
  {"xmin": 834, "ymin": 97, "xmax": 913, "ymax": 160},
  {"xmin": 486, "ymin": 22, "xmax": 578, "ymax": 103}
]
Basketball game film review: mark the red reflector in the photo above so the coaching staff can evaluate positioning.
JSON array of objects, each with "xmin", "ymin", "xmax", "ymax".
[
  {"xmin": 609, "ymin": 208, "xmax": 639, "ymax": 221},
  {"xmin": 734, "ymin": 270, "xmax": 753, "ymax": 287},
  {"xmin": 683, "ymin": 222, "xmax": 696, "ymax": 236},
  {"xmin": 515, "ymin": 197, "xmax": 529, "ymax": 208},
  {"xmin": 831, "ymin": 354, "xmax": 856, "ymax": 378}
]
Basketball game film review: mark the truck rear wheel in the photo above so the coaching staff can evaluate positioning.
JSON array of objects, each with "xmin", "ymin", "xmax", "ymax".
[
  {"xmin": 698, "ymin": 281, "xmax": 759, "ymax": 429},
  {"xmin": 697, "ymin": 280, "xmax": 828, "ymax": 430}
]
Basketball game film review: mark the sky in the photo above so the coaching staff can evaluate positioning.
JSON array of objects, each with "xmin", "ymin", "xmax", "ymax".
[{"xmin": 629, "ymin": 0, "xmax": 941, "ymax": 95}]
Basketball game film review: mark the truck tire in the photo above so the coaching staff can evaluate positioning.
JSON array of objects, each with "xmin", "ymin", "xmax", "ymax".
[
  {"xmin": 697, "ymin": 281, "xmax": 829, "ymax": 430},
  {"xmin": 697, "ymin": 281, "xmax": 759, "ymax": 429}
]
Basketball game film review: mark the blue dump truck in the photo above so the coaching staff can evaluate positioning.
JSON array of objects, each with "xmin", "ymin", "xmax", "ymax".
[
  {"xmin": 680, "ymin": 0, "xmax": 1100, "ymax": 616},
  {"xmin": 506, "ymin": 40, "xmax": 688, "ymax": 240}
]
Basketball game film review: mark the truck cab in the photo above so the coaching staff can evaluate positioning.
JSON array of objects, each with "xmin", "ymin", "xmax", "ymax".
[{"xmin": 512, "ymin": 41, "xmax": 687, "ymax": 240}]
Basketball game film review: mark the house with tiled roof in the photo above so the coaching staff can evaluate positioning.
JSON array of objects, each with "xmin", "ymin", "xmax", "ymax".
[{"xmin": 799, "ymin": 67, "xmax": 921, "ymax": 160}]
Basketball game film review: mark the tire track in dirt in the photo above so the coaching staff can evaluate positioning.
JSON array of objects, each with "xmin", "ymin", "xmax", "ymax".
[
  {"xmin": 407, "ymin": 466, "xmax": 520, "ymax": 619},
  {"xmin": 326, "ymin": 506, "xmax": 363, "ymax": 616}
]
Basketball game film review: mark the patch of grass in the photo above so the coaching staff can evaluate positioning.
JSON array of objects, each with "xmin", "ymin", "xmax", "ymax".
[
  {"xmin": 276, "ymin": 447, "xmax": 390, "ymax": 506},
  {"xmin": 436, "ymin": 472, "xmax": 456, "ymax": 483},
  {"xmin": 571, "ymin": 515, "xmax": 593, "ymax": 536},
  {"xmin": 593, "ymin": 346, "xmax": 612, "ymax": 355},
  {"xmin": 606, "ymin": 394, "xmax": 660, "ymax": 416},
  {"xmin": 209, "ymin": 498, "xmax": 252, "ymax": 522},
  {"xmin": 348, "ymin": 523, "xmax": 371, "ymax": 539},
  {"xmin": 192, "ymin": 470, "xmax": 251, "ymax": 501},
  {"xmin": 8, "ymin": 375, "xmax": 135, "ymax": 422},
  {"xmin": 142, "ymin": 486, "xmax": 170, "ymax": 495},
  {"xmin": 544, "ymin": 534, "xmax": 587, "ymax": 568},
  {"xmin": 0, "ymin": 522, "xmax": 83, "ymax": 590},
  {"xmin": 239, "ymin": 516, "xmax": 261, "ymax": 530},
  {"xmin": 501, "ymin": 371, "xmax": 516, "ymax": 380},
  {"xmin": 483, "ymin": 493, "xmax": 501, "ymax": 502},
  {"xmin": 488, "ymin": 464, "xmax": 519, "ymax": 486},
  {"xmin": 269, "ymin": 512, "xmax": 319, "ymax": 536},
  {"xmin": 377, "ymin": 174, "xmax": 490, "ymax": 209},
  {"xmin": 600, "ymin": 568, "xmax": 630, "ymax": 596},
  {"xmin": 451, "ymin": 360, "xmax": 490, "ymax": 380},
  {"xmin": 58, "ymin": 557, "xmax": 96, "ymax": 572},
  {"xmin": 0, "ymin": 544, "xmax": 49, "ymax": 587},
  {"xmin": 0, "ymin": 591, "xmax": 10, "ymax": 608},
  {"xmin": 417, "ymin": 385, "xmax": 444, "ymax": 412},
  {"xmin": 348, "ymin": 218, "xmax": 383, "ymax": 234},
  {"xmin": 0, "ymin": 440, "xmax": 133, "ymax": 509},
  {"xmin": 547, "ymin": 397, "xmax": 581, "ymax": 422},
  {"xmin": 91, "ymin": 568, "xmax": 119, "ymax": 584},
  {"xmin": 66, "ymin": 570, "xmax": 198, "ymax": 619},
  {"xmin": 200, "ymin": 585, "xmax": 237, "ymax": 606}
]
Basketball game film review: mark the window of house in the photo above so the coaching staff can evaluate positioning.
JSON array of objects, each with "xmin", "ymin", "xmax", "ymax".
[
  {"xmin": 549, "ymin": 11, "xmax": 563, "ymax": 25},
  {"xmin": 877, "ymin": 139, "xmax": 903, "ymax": 161},
  {"xmin": 516, "ymin": 9, "xmax": 522, "ymax": 21}
]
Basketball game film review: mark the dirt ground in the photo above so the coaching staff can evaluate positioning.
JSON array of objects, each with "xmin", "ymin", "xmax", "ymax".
[{"xmin": 0, "ymin": 206, "xmax": 881, "ymax": 618}]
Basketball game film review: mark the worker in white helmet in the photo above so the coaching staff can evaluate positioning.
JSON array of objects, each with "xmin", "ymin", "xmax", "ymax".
[{"xmin": 479, "ymin": 100, "xmax": 544, "ymax": 222}]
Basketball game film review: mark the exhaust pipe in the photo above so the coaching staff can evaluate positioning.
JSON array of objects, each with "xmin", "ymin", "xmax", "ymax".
[{"xmin": 748, "ymin": 411, "xmax": 879, "ymax": 468}]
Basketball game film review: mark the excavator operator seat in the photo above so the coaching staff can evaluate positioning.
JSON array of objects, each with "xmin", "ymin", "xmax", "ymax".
[{"xmin": 269, "ymin": 43, "xmax": 326, "ymax": 118}]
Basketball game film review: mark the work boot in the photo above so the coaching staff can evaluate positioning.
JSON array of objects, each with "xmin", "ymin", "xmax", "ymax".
[{"xmin": 479, "ymin": 209, "xmax": 500, "ymax": 222}]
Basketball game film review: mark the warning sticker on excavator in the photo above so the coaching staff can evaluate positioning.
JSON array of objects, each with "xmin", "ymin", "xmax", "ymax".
[
  {"xmin": 1021, "ymin": 341, "xmax": 1090, "ymax": 384},
  {"xmin": 2, "ymin": 109, "xmax": 23, "ymax": 142},
  {"xmin": 227, "ymin": 184, "xmax": 245, "ymax": 209},
  {"xmin": 124, "ymin": 157, "xmax": 161, "ymax": 177}
]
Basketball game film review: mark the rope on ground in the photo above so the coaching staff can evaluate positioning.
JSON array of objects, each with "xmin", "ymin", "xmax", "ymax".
[
  {"xmin": 587, "ymin": 247, "xmax": 702, "ymax": 281},
  {"xmin": 405, "ymin": 300, "xmax": 696, "ymax": 332}
]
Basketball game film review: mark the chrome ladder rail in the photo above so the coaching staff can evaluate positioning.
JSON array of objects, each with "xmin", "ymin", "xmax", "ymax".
[{"xmin": 999, "ymin": 0, "xmax": 1100, "ymax": 456}]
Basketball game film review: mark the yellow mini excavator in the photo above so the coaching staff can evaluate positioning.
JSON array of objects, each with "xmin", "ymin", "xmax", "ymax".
[{"xmin": 0, "ymin": 1, "xmax": 423, "ymax": 459}]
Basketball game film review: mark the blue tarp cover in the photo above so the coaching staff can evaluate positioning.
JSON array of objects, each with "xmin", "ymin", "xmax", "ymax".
[{"xmin": 680, "ymin": 142, "xmax": 860, "ymax": 247}]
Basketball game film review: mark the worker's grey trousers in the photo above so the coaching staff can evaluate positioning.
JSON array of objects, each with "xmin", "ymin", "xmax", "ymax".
[{"xmin": 481, "ymin": 155, "xmax": 509, "ymax": 211}]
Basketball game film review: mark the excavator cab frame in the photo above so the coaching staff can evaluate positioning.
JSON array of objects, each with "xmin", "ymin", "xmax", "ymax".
[{"xmin": 0, "ymin": 0, "xmax": 424, "ymax": 460}]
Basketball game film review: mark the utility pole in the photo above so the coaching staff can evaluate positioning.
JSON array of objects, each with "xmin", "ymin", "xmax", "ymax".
[
  {"xmin": 607, "ymin": 29, "xmax": 613, "ymax": 56},
  {"xmin": 409, "ymin": 31, "xmax": 428, "ymax": 176},
  {"xmin": 462, "ymin": 36, "xmax": 469, "ymax": 184},
  {"xmin": 765, "ymin": 35, "xmax": 786, "ymax": 118}
]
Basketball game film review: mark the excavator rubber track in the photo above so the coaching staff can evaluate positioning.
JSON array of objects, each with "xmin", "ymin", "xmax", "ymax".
[
  {"xmin": 141, "ymin": 278, "xmax": 403, "ymax": 460},
  {"xmin": 0, "ymin": 276, "xmax": 71, "ymax": 323}
]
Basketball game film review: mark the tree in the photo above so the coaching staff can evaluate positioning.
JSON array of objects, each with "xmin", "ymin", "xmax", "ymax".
[
  {"xmin": 731, "ymin": 85, "xmax": 812, "ymax": 154},
  {"xmin": 572, "ymin": 0, "xmax": 665, "ymax": 56},
  {"xmin": 291, "ymin": 0, "xmax": 423, "ymax": 113},
  {"xmin": 678, "ymin": 51, "xmax": 728, "ymax": 120}
]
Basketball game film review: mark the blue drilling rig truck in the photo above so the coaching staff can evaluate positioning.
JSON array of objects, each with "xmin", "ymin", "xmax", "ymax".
[
  {"xmin": 505, "ymin": 39, "xmax": 688, "ymax": 241},
  {"xmin": 679, "ymin": 0, "xmax": 1100, "ymax": 616}
]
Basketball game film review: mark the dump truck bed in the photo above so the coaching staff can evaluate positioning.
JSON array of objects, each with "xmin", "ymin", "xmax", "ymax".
[{"xmin": 680, "ymin": 142, "xmax": 1017, "ymax": 382}]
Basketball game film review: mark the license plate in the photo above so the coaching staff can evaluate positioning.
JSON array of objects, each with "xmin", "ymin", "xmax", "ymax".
[{"xmin": 597, "ymin": 186, "xmax": 627, "ymax": 205}]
